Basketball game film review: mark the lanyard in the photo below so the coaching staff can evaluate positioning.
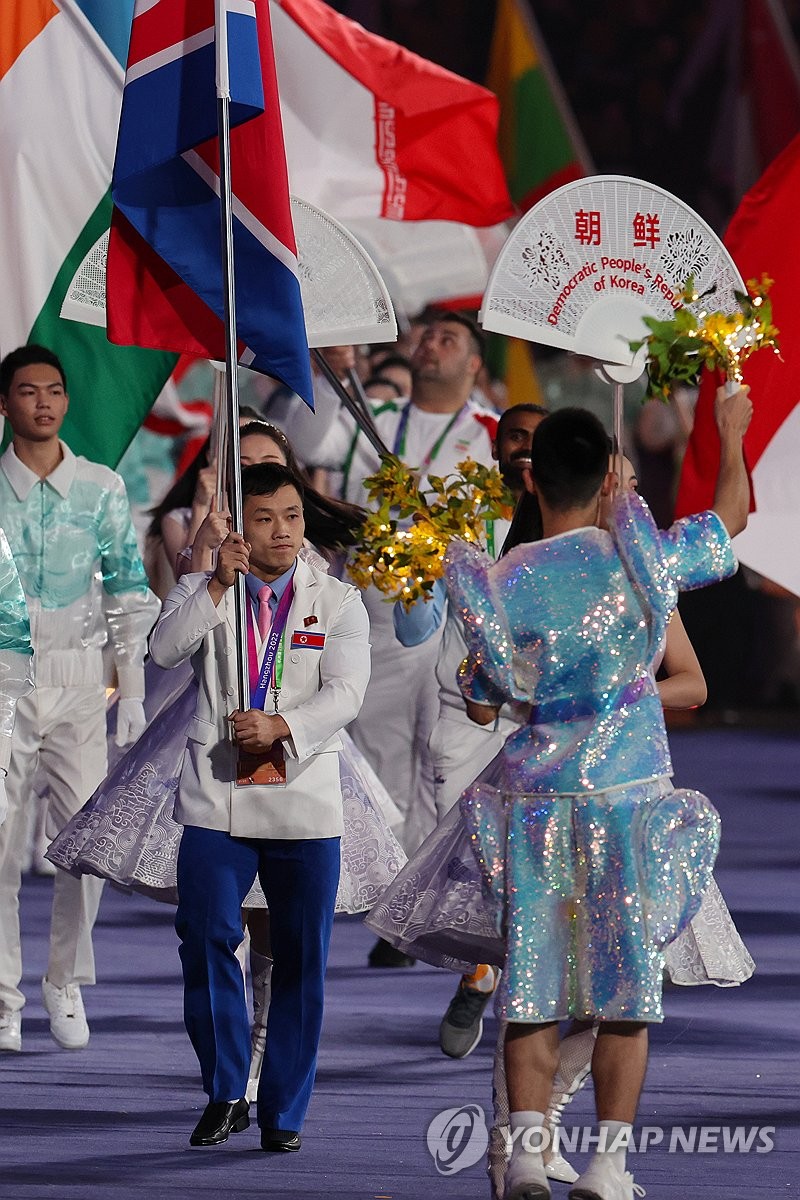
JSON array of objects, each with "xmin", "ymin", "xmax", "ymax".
[
  {"xmin": 245, "ymin": 579, "xmax": 294, "ymax": 713},
  {"xmin": 340, "ymin": 399, "xmax": 398, "ymax": 500},
  {"xmin": 392, "ymin": 403, "xmax": 469, "ymax": 474}
]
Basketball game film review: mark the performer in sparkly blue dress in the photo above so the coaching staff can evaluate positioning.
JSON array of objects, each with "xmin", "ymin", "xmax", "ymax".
[{"xmin": 441, "ymin": 394, "xmax": 752, "ymax": 1200}]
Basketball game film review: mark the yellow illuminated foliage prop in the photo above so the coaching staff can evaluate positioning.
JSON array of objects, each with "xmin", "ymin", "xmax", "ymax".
[
  {"xmin": 349, "ymin": 456, "xmax": 514, "ymax": 609},
  {"xmin": 630, "ymin": 274, "xmax": 780, "ymax": 399}
]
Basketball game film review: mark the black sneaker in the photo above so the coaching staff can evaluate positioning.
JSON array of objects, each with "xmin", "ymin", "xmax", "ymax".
[
  {"xmin": 367, "ymin": 937, "xmax": 416, "ymax": 968},
  {"xmin": 439, "ymin": 980, "xmax": 494, "ymax": 1058}
]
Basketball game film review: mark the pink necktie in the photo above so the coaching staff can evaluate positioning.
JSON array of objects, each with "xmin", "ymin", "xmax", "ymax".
[{"xmin": 257, "ymin": 584, "xmax": 273, "ymax": 641}]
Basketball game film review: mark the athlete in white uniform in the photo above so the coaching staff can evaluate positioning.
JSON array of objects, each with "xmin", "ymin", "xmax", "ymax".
[
  {"xmin": 0, "ymin": 345, "xmax": 158, "ymax": 1053},
  {"xmin": 394, "ymin": 403, "xmax": 547, "ymax": 1035},
  {"xmin": 274, "ymin": 316, "xmax": 499, "ymax": 882}
]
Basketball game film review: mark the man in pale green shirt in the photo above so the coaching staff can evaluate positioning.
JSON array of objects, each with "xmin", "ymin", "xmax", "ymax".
[{"xmin": 0, "ymin": 343, "xmax": 158, "ymax": 1055}]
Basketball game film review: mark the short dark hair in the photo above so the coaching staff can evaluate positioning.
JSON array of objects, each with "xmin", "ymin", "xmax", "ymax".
[
  {"xmin": 240, "ymin": 462, "xmax": 304, "ymax": 503},
  {"xmin": 364, "ymin": 375, "xmax": 404, "ymax": 398},
  {"xmin": 496, "ymin": 402, "xmax": 549, "ymax": 442},
  {"xmin": 431, "ymin": 311, "xmax": 486, "ymax": 363},
  {"xmin": 368, "ymin": 352, "xmax": 412, "ymax": 373},
  {"xmin": 530, "ymin": 407, "xmax": 609, "ymax": 511},
  {"xmin": 0, "ymin": 344, "xmax": 67, "ymax": 395}
]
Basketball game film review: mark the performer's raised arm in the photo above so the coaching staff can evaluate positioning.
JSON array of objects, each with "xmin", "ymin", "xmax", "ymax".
[{"xmin": 710, "ymin": 383, "xmax": 753, "ymax": 537}]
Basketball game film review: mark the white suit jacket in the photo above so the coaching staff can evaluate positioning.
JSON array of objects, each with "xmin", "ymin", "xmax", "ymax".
[{"xmin": 149, "ymin": 556, "xmax": 371, "ymax": 839}]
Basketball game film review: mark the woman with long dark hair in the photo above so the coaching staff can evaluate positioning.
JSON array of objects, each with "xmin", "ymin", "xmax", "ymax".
[
  {"xmin": 147, "ymin": 438, "xmax": 214, "ymax": 580},
  {"xmin": 187, "ymin": 422, "xmax": 366, "ymax": 575}
]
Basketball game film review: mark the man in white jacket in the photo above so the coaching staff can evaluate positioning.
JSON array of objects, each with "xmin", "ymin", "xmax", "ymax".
[
  {"xmin": 0, "ymin": 344, "xmax": 158, "ymax": 1054},
  {"xmin": 149, "ymin": 462, "xmax": 370, "ymax": 1153},
  {"xmin": 273, "ymin": 315, "xmax": 498, "ymax": 886},
  {"xmin": 393, "ymin": 403, "xmax": 547, "ymax": 1054}
]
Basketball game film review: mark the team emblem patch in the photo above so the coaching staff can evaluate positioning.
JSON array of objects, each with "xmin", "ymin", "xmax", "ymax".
[{"xmin": 291, "ymin": 630, "xmax": 325, "ymax": 649}]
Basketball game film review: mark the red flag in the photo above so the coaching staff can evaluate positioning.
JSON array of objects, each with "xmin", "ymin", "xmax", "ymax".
[
  {"xmin": 271, "ymin": 0, "xmax": 513, "ymax": 227},
  {"xmin": 676, "ymin": 134, "xmax": 800, "ymax": 593}
]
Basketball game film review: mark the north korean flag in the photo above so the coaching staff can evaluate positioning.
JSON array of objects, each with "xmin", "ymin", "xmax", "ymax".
[{"xmin": 107, "ymin": 0, "xmax": 314, "ymax": 407}]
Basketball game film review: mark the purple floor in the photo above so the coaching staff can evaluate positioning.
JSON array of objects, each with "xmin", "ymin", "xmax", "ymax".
[{"xmin": 2, "ymin": 727, "xmax": 798, "ymax": 1198}]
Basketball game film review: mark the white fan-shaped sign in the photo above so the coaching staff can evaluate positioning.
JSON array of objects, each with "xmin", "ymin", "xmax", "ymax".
[
  {"xmin": 60, "ymin": 199, "xmax": 397, "ymax": 350},
  {"xmin": 60, "ymin": 232, "xmax": 109, "ymax": 329},
  {"xmin": 481, "ymin": 175, "xmax": 745, "ymax": 373},
  {"xmin": 291, "ymin": 197, "xmax": 396, "ymax": 348}
]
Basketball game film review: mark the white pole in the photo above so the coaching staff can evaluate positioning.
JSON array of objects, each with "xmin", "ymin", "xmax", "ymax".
[
  {"xmin": 612, "ymin": 381, "xmax": 624, "ymax": 491},
  {"xmin": 215, "ymin": 0, "xmax": 250, "ymax": 713}
]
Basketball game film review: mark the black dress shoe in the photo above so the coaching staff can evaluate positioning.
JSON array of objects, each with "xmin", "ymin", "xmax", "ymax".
[
  {"xmin": 368, "ymin": 937, "xmax": 416, "ymax": 968},
  {"xmin": 190, "ymin": 1098, "xmax": 250, "ymax": 1146},
  {"xmin": 260, "ymin": 1127, "xmax": 301, "ymax": 1152}
]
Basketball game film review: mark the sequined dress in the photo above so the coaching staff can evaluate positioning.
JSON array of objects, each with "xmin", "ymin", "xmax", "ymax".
[
  {"xmin": 366, "ymin": 615, "xmax": 754, "ymax": 990},
  {"xmin": 365, "ymin": 784, "xmax": 754, "ymax": 987},
  {"xmin": 394, "ymin": 493, "xmax": 733, "ymax": 1023}
]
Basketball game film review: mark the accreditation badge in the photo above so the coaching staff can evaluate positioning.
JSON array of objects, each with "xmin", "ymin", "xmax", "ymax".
[{"xmin": 235, "ymin": 742, "xmax": 287, "ymax": 787}]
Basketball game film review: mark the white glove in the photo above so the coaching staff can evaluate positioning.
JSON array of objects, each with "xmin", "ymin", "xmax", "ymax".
[
  {"xmin": 115, "ymin": 698, "xmax": 147, "ymax": 747},
  {"xmin": 0, "ymin": 775, "xmax": 7, "ymax": 827}
]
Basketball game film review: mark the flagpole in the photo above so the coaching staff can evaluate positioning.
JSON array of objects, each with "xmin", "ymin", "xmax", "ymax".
[
  {"xmin": 216, "ymin": 0, "xmax": 250, "ymax": 713},
  {"xmin": 311, "ymin": 349, "xmax": 391, "ymax": 458}
]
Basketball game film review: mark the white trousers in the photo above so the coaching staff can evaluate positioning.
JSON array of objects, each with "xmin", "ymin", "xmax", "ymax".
[
  {"xmin": 348, "ymin": 590, "xmax": 442, "ymax": 854},
  {"xmin": 0, "ymin": 685, "xmax": 108, "ymax": 1012},
  {"xmin": 428, "ymin": 713, "xmax": 507, "ymax": 821}
]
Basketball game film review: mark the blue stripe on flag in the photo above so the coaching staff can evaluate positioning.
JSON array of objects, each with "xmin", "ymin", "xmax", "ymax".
[
  {"xmin": 114, "ymin": 33, "xmax": 262, "ymax": 183},
  {"xmin": 116, "ymin": 153, "xmax": 311, "ymax": 397},
  {"xmin": 226, "ymin": 9, "xmax": 264, "ymax": 108}
]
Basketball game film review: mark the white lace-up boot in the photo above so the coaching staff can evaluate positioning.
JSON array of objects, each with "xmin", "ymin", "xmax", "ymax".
[
  {"xmin": 245, "ymin": 950, "xmax": 272, "ymax": 1103},
  {"xmin": 543, "ymin": 1026, "xmax": 597, "ymax": 1181}
]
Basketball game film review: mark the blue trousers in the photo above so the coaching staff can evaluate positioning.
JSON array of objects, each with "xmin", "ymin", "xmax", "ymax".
[{"xmin": 175, "ymin": 825, "xmax": 340, "ymax": 1131}]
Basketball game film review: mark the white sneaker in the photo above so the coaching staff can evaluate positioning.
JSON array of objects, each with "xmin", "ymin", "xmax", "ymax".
[
  {"xmin": 42, "ymin": 977, "xmax": 90, "ymax": 1049},
  {"xmin": 488, "ymin": 1125, "xmax": 573, "ymax": 1195},
  {"xmin": 569, "ymin": 1157, "xmax": 645, "ymax": 1199},
  {"xmin": 0, "ymin": 1008, "xmax": 21, "ymax": 1052},
  {"xmin": 504, "ymin": 1151, "xmax": 551, "ymax": 1200}
]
